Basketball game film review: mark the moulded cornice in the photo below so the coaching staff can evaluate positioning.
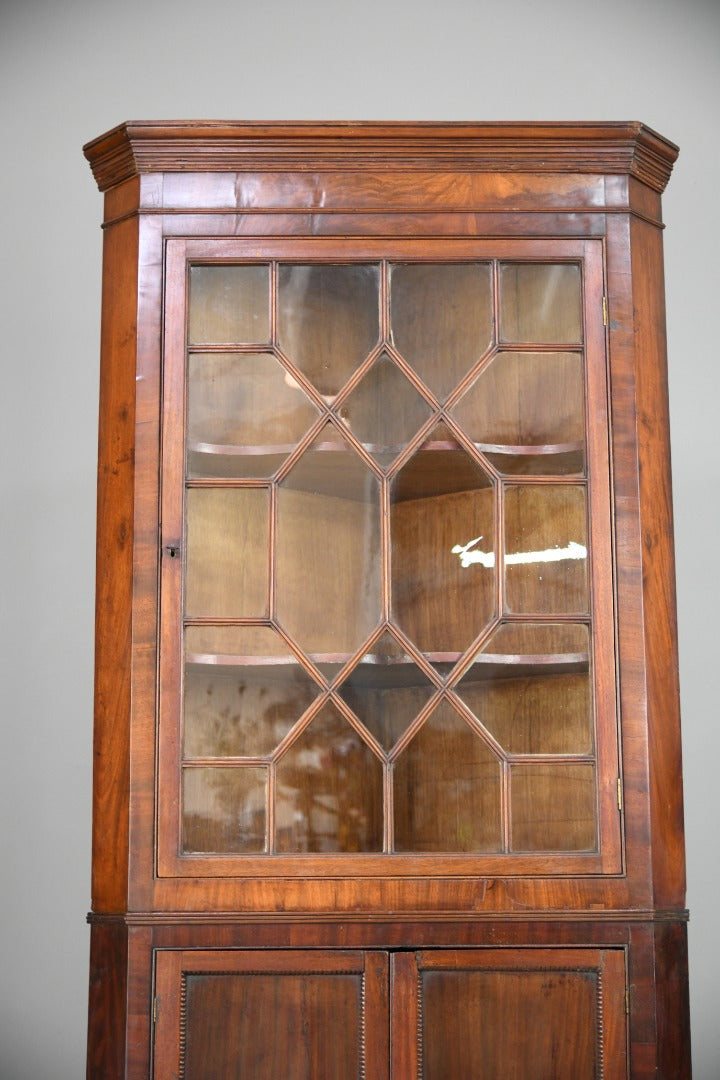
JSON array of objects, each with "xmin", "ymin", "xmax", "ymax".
[{"xmin": 84, "ymin": 120, "xmax": 678, "ymax": 194}]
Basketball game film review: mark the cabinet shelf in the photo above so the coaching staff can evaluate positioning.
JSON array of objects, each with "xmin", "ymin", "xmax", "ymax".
[
  {"xmin": 188, "ymin": 436, "xmax": 584, "ymax": 481},
  {"xmin": 475, "ymin": 440, "xmax": 582, "ymax": 457},
  {"xmin": 186, "ymin": 650, "xmax": 589, "ymax": 687}
]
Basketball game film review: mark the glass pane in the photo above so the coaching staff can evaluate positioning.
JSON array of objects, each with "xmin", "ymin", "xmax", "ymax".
[
  {"xmin": 276, "ymin": 424, "xmax": 381, "ymax": 656},
  {"xmin": 189, "ymin": 265, "xmax": 270, "ymax": 345},
  {"xmin": 277, "ymin": 264, "xmax": 379, "ymax": 397},
  {"xmin": 185, "ymin": 624, "xmax": 294, "ymax": 657},
  {"xmin": 455, "ymin": 623, "xmax": 592, "ymax": 754},
  {"xmin": 184, "ymin": 626, "xmax": 321, "ymax": 758},
  {"xmin": 182, "ymin": 766, "xmax": 267, "ymax": 853},
  {"xmin": 504, "ymin": 484, "xmax": 588, "ymax": 614},
  {"xmin": 187, "ymin": 353, "xmax": 320, "ymax": 478},
  {"xmin": 390, "ymin": 263, "xmax": 493, "ymax": 401},
  {"xmin": 511, "ymin": 763, "xmax": 596, "ymax": 851},
  {"xmin": 275, "ymin": 704, "xmax": 383, "ymax": 852},
  {"xmin": 451, "ymin": 351, "xmax": 585, "ymax": 475},
  {"xmin": 391, "ymin": 425, "xmax": 495, "ymax": 658},
  {"xmin": 500, "ymin": 263, "xmax": 582, "ymax": 343},
  {"xmin": 335, "ymin": 351, "xmax": 432, "ymax": 467},
  {"xmin": 393, "ymin": 701, "xmax": 502, "ymax": 852},
  {"xmin": 185, "ymin": 488, "xmax": 269, "ymax": 617},
  {"xmin": 337, "ymin": 630, "xmax": 436, "ymax": 750}
]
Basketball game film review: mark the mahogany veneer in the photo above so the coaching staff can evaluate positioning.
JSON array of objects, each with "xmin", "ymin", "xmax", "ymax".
[{"xmin": 85, "ymin": 121, "xmax": 689, "ymax": 1078}]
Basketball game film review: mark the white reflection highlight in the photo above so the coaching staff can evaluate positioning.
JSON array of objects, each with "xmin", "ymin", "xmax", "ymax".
[
  {"xmin": 284, "ymin": 369, "xmax": 336, "ymax": 407},
  {"xmin": 452, "ymin": 536, "xmax": 587, "ymax": 570}
]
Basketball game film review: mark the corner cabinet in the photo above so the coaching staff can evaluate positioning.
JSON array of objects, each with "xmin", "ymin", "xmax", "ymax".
[{"xmin": 84, "ymin": 122, "xmax": 690, "ymax": 1078}]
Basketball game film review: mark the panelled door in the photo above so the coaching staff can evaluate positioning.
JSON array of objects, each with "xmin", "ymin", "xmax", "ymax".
[{"xmin": 153, "ymin": 947, "xmax": 628, "ymax": 1078}]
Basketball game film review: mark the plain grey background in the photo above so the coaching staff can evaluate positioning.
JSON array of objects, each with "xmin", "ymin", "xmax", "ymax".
[{"xmin": 1, "ymin": 0, "xmax": 718, "ymax": 1076}]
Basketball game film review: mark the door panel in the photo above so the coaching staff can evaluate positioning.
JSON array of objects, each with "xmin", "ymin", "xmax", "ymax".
[
  {"xmin": 155, "ymin": 947, "xmax": 626, "ymax": 1079},
  {"xmin": 154, "ymin": 950, "xmax": 389, "ymax": 1079},
  {"xmin": 392, "ymin": 948, "xmax": 628, "ymax": 1079}
]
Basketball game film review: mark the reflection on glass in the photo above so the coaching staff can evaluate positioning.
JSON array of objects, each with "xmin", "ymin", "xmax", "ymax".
[
  {"xmin": 393, "ymin": 701, "xmax": 502, "ymax": 852},
  {"xmin": 184, "ymin": 626, "xmax": 321, "ymax": 758},
  {"xmin": 338, "ymin": 630, "xmax": 436, "ymax": 750},
  {"xmin": 276, "ymin": 424, "xmax": 381, "ymax": 655},
  {"xmin": 335, "ymin": 352, "xmax": 432, "ymax": 467},
  {"xmin": 511, "ymin": 763, "xmax": 596, "ymax": 851},
  {"xmin": 390, "ymin": 263, "xmax": 493, "ymax": 401},
  {"xmin": 391, "ymin": 425, "xmax": 495, "ymax": 656},
  {"xmin": 504, "ymin": 484, "xmax": 588, "ymax": 613},
  {"xmin": 455, "ymin": 623, "xmax": 592, "ymax": 754},
  {"xmin": 451, "ymin": 351, "xmax": 585, "ymax": 475},
  {"xmin": 182, "ymin": 766, "xmax": 267, "ymax": 853},
  {"xmin": 275, "ymin": 703, "xmax": 383, "ymax": 852},
  {"xmin": 277, "ymin": 264, "xmax": 380, "ymax": 396},
  {"xmin": 185, "ymin": 488, "xmax": 269, "ymax": 617},
  {"xmin": 187, "ymin": 353, "xmax": 320, "ymax": 478},
  {"xmin": 189, "ymin": 265, "xmax": 270, "ymax": 345},
  {"xmin": 500, "ymin": 263, "xmax": 582, "ymax": 343}
]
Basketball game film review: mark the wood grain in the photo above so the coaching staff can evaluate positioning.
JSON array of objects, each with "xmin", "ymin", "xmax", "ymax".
[
  {"xmin": 86, "ymin": 922, "xmax": 128, "ymax": 1079},
  {"xmin": 629, "ymin": 215, "xmax": 687, "ymax": 910},
  {"xmin": 91, "ymin": 214, "xmax": 138, "ymax": 913},
  {"xmin": 154, "ymin": 949, "xmax": 389, "ymax": 1080},
  {"xmin": 84, "ymin": 121, "xmax": 678, "ymax": 194},
  {"xmin": 414, "ymin": 948, "xmax": 627, "ymax": 1080},
  {"xmin": 84, "ymin": 122, "xmax": 687, "ymax": 1078}
]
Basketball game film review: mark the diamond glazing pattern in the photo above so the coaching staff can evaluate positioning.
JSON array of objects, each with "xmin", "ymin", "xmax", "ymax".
[{"xmin": 182, "ymin": 259, "xmax": 593, "ymax": 855}]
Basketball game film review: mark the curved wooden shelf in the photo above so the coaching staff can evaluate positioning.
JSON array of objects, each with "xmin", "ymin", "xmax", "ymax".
[
  {"xmin": 459, "ymin": 651, "xmax": 589, "ymax": 682},
  {"xmin": 188, "ymin": 436, "xmax": 585, "ymax": 481},
  {"xmin": 186, "ymin": 650, "xmax": 589, "ymax": 688},
  {"xmin": 475, "ymin": 440, "xmax": 582, "ymax": 457},
  {"xmin": 190, "ymin": 437, "xmax": 584, "ymax": 456}
]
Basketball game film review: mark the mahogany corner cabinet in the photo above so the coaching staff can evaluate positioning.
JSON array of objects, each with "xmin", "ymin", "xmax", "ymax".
[{"xmin": 84, "ymin": 121, "xmax": 690, "ymax": 1078}]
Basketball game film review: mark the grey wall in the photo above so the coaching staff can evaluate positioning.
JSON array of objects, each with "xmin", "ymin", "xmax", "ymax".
[{"xmin": 1, "ymin": 0, "xmax": 717, "ymax": 1076}]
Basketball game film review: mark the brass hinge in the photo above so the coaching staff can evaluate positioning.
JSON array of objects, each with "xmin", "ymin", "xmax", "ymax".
[
  {"xmin": 617, "ymin": 777, "xmax": 623, "ymax": 812},
  {"xmin": 153, "ymin": 996, "xmax": 159, "ymax": 1024},
  {"xmin": 625, "ymin": 988, "xmax": 630, "ymax": 1015},
  {"xmin": 602, "ymin": 295, "xmax": 608, "ymax": 326}
]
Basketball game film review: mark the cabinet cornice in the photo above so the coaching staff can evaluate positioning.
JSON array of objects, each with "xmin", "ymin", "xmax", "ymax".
[{"xmin": 84, "ymin": 120, "xmax": 678, "ymax": 194}]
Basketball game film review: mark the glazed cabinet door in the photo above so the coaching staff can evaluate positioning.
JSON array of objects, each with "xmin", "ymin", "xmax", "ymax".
[
  {"xmin": 153, "ymin": 949, "xmax": 389, "ymax": 1079},
  {"xmin": 392, "ymin": 948, "xmax": 628, "ymax": 1079},
  {"xmin": 157, "ymin": 237, "xmax": 619, "ymax": 895}
]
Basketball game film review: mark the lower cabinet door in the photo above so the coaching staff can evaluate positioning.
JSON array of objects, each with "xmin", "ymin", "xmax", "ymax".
[
  {"xmin": 154, "ymin": 946, "xmax": 627, "ymax": 1079},
  {"xmin": 392, "ymin": 948, "xmax": 628, "ymax": 1080},
  {"xmin": 153, "ymin": 949, "xmax": 389, "ymax": 1079}
]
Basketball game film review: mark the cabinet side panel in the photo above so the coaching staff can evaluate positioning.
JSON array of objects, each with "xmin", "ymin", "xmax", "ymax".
[
  {"xmin": 654, "ymin": 921, "xmax": 692, "ymax": 1078},
  {"xmin": 92, "ymin": 215, "xmax": 139, "ymax": 912},
  {"xmin": 630, "ymin": 216, "xmax": 686, "ymax": 910},
  {"xmin": 87, "ymin": 922, "xmax": 128, "ymax": 1079}
]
